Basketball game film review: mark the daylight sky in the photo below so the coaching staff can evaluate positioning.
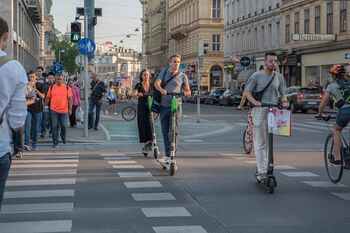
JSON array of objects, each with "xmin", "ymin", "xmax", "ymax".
[{"xmin": 51, "ymin": 0, "xmax": 142, "ymax": 51}]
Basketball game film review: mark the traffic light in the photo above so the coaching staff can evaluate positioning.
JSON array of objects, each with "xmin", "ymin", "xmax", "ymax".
[
  {"xmin": 203, "ymin": 42, "xmax": 209, "ymax": 54},
  {"xmin": 70, "ymin": 22, "xmax": 81, "ymax": 43}
]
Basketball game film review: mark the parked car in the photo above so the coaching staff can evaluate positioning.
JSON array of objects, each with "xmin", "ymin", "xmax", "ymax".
[
  {"xmin": 285, "ymin": 86, "xmax": 324, "ymax": 113},
  {"xmin": 205, "ymin": 88, "xmax": 225, "ymax": 105},
  {"xmin": 190, "ymin": 90, "xmax": 208, "ymax": 104},
  {"xmin": 218, "ymin": 90, "xmax": 243, "ymax": 106}
]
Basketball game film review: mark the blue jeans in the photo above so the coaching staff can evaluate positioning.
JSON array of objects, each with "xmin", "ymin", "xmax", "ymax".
[
  {"xmin": 24, "ymin": 111, "xmax": 41, "ymax": 147},
  {"xmin": 41, "ymin": 108, "xmax": 50, "ymax": 135},
  {"xmin": 0, "ymin": 153, "xmax": 11, "ymax": 208},
  {"xmin": 88, "ymin": 98, "xmax": 102, "ymax": 129},
  {"xmin": 160, "ymin": 105, "xmax": 182, "ymax": 157},
  {"xmin": 51, "ymin": 110, "xmax": 67, "ymax": 145}
]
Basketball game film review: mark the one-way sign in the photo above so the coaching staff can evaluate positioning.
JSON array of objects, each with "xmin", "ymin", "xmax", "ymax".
[{"xmin": 345, "ymin": 53, "xmax": 350, "ymax": 59}]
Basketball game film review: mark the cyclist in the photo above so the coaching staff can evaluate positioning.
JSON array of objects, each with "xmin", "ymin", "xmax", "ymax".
[
  {"xmin": 317, "ymin": 64, "xmax": 350, "ymax": 165},
  {"xmin": 243, "ymin": 51, "xmax": 289, "ymax": 178}
]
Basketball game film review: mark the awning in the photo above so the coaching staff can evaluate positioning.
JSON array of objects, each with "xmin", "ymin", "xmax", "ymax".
[{"xmin": 237, "ymin": 69, "xmax": 256, "ymax": 82}]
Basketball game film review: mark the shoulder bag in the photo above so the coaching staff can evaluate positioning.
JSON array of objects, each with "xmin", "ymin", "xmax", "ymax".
[{"xmin": 252, "ymin": 72, "xmax": 275, "ymax": 102}]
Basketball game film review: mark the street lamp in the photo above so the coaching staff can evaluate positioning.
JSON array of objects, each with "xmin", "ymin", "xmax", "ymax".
[{"xmin": 58, "ymin": 50, "xmax": 65, "ymax": 62}]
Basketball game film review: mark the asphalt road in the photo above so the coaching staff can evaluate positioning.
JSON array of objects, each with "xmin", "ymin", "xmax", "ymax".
[{"xmin": 1, "ymin": 103, "xmax": 350, "ymax": 233}]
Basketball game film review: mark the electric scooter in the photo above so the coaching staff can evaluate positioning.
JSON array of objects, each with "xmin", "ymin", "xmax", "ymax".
[
  {"xmin": 143, "ymin": 96, "xmax": 160, "ymax": 159},
  {"xmin": 158, "ymin": 95, "xmax": 179, "ymax": 176}
]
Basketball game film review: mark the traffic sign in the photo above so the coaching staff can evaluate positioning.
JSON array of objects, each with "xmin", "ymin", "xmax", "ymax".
[
  {"xmin": 75, "ymin": 55, "xmax": 84, "ymax": 67},
  {"xmin": 345, "ymin": 53, "xmax": 350, "ymax": 59},
  {"xmin": 53, "ymin": 62, "xmax": 63, "ymax": 75},
  {"xmin": 240, "ymin": 57, "xmax": 251, "ymax": 67},
  {"xmin": 78, "ymin": 38, "xmax": 95, "ymax": 56}
]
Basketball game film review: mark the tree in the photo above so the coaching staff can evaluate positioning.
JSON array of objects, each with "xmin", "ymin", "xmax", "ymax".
[{"xmin": 50, "ymin": 29, "xmax": 79, "ymax": 75}]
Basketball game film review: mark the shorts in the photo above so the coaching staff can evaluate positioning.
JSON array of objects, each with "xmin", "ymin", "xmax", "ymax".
[
  {"xmin": 336, "ymin": 107, "xmax": 350, "ymax": 128},
  {"xmin": 108, "ymin": 99, "xmax": 116, "ymax": 105}
]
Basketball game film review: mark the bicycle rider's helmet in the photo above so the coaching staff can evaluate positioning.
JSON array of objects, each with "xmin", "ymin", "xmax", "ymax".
[{"xmin": 330, "ymin": 64, "xmax": 347, "ymax": 75}]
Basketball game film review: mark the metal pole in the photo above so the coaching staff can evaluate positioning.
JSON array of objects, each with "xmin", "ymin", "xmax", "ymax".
[
  {"xmin": 83, "ymin": 13, "xmax": 89, "ymax": 137},
  {"xmin": 197, "ymin": 56, "xmax": 201, "ymax": 123},
  {"xmin": 58, "ymin": 51, "xmax": 61, "ymax": 63}
]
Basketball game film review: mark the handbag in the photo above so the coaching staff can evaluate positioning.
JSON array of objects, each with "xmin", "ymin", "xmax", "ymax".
[
  {"xmin": 252, "ymin": 72, "xmax": 275, "ymax": 102},
  {"xmin": 151, "ymin": 71, "xmax": 179, "ymax": 113}
]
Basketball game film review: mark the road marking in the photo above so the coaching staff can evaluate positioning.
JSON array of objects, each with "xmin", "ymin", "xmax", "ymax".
[
  {"xmin": 23, "ymin": 152, "xmax": 79, "ymax": 155},
  {"xmin": 11, "ymin": 164, "xmax": 77, "ymax": 168},
  {"xmin": 303, "ymin": 181, "xmax": 348, "ymax": 188},
  {"xmin": 24, "ymin": 156, "xmax": 79, "ymax": 159},
  {"xmin": 104, "ymin": 156, "xmax": 131, "ymax": 160},
  {"xmin": 0, "ymin": 220, "xmax": 72, "ymax": 233},
  {"xmin": 124, "ymin": 181, "xmax": 163, "ymax": 188},
  {"xmin": 112, "ymin": 164, "xmax": 144, "ymax": 169},
  {"xmin": 110, "ymin": 134, "xmax": 138, "ymax": 138},
  {"xmin": 331, "ymin": 192, "xmax": 350, "ymax": 200},
  {"xmin": 10, "ymin": 169, "xmax": 77, "ymax": 176},
  {"xmin": 4, "ymin": 190, "xmax": 75, "ymax": 199},
  {"xmin": 118, "ymin": 172, "xmax": 153, "ymax": 177},
  {"xmin": 245, "ymin": 161, "xmax": 256, "ymax": 164},
  {"xmin": 220, "ymin": 153, "xmax": 248, "ymax": 157},
  {"xmin": 12, "ymin": 159, "xmax": 79, "ymax": 163},
  {"xmin": 6, "ymin": 179, "xmax": 76, "ymax": 187},
  {"xmin": 292, "ymin": 126, "xmax": 321, "ymax": 133},
  {"xmin": 280, "ymin": 172, "xmax": 319, "ymax": 177},
  {"xmin": 100, "ymin": 153, "xmax": 126, "ymax": 156},
  {"xmin": 274, "ymin": 165, "xmax": 297, "ymax": 170},
  {"xmin": 293, "ymin": 122, "xmax": 327, "ymax": 131},
  {"xmin": 99, "ymin": 123, "xmax": 111, "ymax": 141},
  {"xmin": 153, "ymin": 226, "xmax": 207, "ymax": 233},
  {"xmin": 141, "ymin": 207, "xmax": 191, "ymax": 217},
  {"xmin": 182, "ymin": 126, "xmax": 234, "ymax": 139},
  {"xmin": 108, "ymin": 160, "xmax": 137, "ymax": 164},
  {"xmin": 132, "ymin": 193, "xmax": 175, "ymax": 201},
  {"xmin": 0, "ymin": 203, "xmax": 73, "ymax": 214},
  {"xmin": 183, "ymin": 139, "xmax": 204, "ymax": 143}
]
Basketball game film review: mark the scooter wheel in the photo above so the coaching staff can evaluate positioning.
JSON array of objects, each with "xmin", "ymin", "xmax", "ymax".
[
  {"xmin": 169, "ymin": 163, "xmax": 175, "ymax": 176},
  {"xmin": 153, "ymin": 147, "xmax": 159, "ymax": 159},
  {"xmin": 267, "ymin": 177, "xmax": 275, "ymax": 194},
  {"xmin": 143, "ymin": 153, "xmax": 148, "ymax": 157},
  {"xmin": 162, "ymin": 164, "xmax": 166, "ymax": 170}
]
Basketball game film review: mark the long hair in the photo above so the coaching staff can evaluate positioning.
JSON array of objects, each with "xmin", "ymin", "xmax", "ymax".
[{"xmin": 139, "ymin": 69, "xmax": 150, "ymax": 82}]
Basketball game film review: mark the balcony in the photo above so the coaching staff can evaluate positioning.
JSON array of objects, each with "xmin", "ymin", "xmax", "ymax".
[
  {"xmin": 170, "ymin": 24, "xmax": 188, "ymax": 41},
  {"xmin": 43, "ymin": 15, "xmax": 54, "ymax": 32},
  {"xmin": 27, "ymin": 0, "xmax": 42, "ymax": 24}
]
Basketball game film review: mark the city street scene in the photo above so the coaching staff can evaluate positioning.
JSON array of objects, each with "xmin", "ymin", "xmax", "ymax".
[{"xmin": 1, "ymin": 0, "xmax": 350, "ymax": 233}]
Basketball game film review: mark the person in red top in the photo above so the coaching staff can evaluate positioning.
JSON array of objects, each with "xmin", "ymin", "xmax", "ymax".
[{"xmin": 45, "ymin": 74, "xmax": 73, "ymax": 148}]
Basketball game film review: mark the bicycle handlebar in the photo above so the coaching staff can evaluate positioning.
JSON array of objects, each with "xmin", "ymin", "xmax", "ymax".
[{"xmin": 165, "ymin": 92, "xmax": 184, "ymax": 98}]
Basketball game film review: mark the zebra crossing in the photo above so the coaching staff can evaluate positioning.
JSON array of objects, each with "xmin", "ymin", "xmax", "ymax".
[
  {"xmin": 0, "ymin": 152, "xmax": 78, "ymax": 233},
  {"xmin": 102, "ymin": 152, "xmax": 209, "ymax": 233}
]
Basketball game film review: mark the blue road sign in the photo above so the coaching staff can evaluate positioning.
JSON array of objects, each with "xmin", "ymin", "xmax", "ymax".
[
  {"xmin": 345, "ymin": 53, "xmax": 350, "ymax": 59},
  {"xmin": 53, "ymin": 62, "xmax": 63, "ymax": 75},
  {"xmin": 78, "ymin": 38, "xmax": 96, "ymax": 56}
]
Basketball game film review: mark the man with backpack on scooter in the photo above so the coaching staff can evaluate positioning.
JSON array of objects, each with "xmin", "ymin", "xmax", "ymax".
[
  {"xmin": 243, "ymin": 52, "xmax": 289, "ymax": 180},
  {"xmin": 154, "ymin": 54, "xmax": 191, "ymax": 164},
  {"xmin": 317, "ymin": 65, "xmax": 350, "ymax": 165}
]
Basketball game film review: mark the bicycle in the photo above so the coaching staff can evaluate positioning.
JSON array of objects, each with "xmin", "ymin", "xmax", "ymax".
[
  {"xmin": 317, "ymin": 115, "xmax": 350, "ymax": 183},
  {"xmin": 121, "ymin": 100, "xmax": 159, "ymax": 121}
]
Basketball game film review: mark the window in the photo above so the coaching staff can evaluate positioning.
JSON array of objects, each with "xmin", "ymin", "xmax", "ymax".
[
  {"xmin": 285, "ymin": 15, "xmax": 290, "ymax": 43},
  {"xmin": 340, "ymin": 0, "xmax": 347, "ymax": 32},
  {"xmin": 294, "ymin": 12, "xmax": 300, "ymax": 34},
  {"xmin": 304, "ymin": 9, "xmax": 310, "ymax": 34},
  {"xmin": 212, "ymin": 0, "xmax": 221, "ymax": 18},
  {"xmin": 327, "ymin": 2, "xmax": 333, "ymax": 34},
  {"xmin": 315, "ymin": 6, "xmax": 321, "ymax": 34},
  {"xmin": 212, "ymin": 35, "xmax": 220, "ymax": 51}
]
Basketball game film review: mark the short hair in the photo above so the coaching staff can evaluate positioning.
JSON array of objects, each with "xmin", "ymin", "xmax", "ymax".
[
  {"xmin": 265, "ymin": 51, "xmax": 277, "ymax": 59},
  {"xmin": 169, "ymin": 54, "xmax": 181, "ymax": 61},
  {"xmin": 0, "ymin": 17, "xmax": 9, "ymax": 39},
  {"xmin": 47, "ymin": 72, "xmax": 54, "ymax": 76},
  {"xmin": 55, "ymin": 73, "xmax": 63, "ymax": 78},
  {"xmin": 36, "ymin": 66, "xmax": 44, "ymax": 71}
]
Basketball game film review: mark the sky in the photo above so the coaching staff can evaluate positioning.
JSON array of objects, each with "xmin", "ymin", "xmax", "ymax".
[{"xmin": 51, "ymin": 0, "xmax": 142, "ymax": 51}]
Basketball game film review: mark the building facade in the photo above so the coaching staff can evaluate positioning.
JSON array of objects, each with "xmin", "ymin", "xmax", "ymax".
[
  {"xmin": 281, "ymin": 0, "xmax": 350, "ymax": 86},
  {"xmin": 168, "ymin": 0, "xmax": 224, "ymax": 91},
  {"xmin": 224, "ymin": 0, "xmax": 282, "ymax": 90},
  {"xmin": 140, "ymin": 0, "xmax": 169, "ymax": 75},
  {"xmin": 39, "ymin": 0, "xmax": 55, "ymax": 71},
  {"xmin": 0, "ymin": 0, "xmax": 42, "ymax": 71}
]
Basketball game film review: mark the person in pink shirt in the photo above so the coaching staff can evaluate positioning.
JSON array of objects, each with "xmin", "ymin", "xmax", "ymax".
[{"xmin": 68, "ymin": 79, "xmax": 81, "ymax": 127}]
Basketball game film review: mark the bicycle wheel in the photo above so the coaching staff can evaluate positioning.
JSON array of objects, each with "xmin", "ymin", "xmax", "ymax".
[
  {"xmin": 243, "ymin": 128, "xmax": 253, "ymax": 154},
  {"xmin": 122, "ymin": 106, "xmax": 136, "ymax": 121},
  {"xmin": 324, "ymin": 134, "xmax": 343, "ymax": 183}
]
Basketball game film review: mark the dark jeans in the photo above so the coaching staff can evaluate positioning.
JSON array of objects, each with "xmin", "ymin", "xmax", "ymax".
[
  {"xmin": 69, "ymin": 105, "xmax": 78, "ymax": 127},
  {"xmin": 51, "ymin": 110, "xmax": 67, "ymax": 145},
  {"xmin": 0, "ymin": 153, "xmax": 11, "ymax": 208},
  {"xmin": 160, "ymin": 105, "xmax": 182, "ymax": 157},
  {"xmin": 12, "ymin": 131, "xmax": 23, "ymax": 154},
  {"xmin": 41, "ymin": 109, "xmax": 51, "ymax": 135},
  {"xmin": 88, "ymin": 98, "xmax": 102, "ymax": 129},
  {"xmin": 24, "ymin": 111, "xmax": 41, "ymax": 147}
]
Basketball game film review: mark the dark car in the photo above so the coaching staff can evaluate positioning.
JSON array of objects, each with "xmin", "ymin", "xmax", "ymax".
[
  {"xmin": 190, "ymin": 90, "xmax": 208, "ymax": 104},
  {"xmin": 219, "ymin": 90, "xmax": 243, "ymax": 106},
  {"xmin": 285, "ymin": 86, "xmax": 324, "ymax": 113},
  {"xmin": 205, "ymin": 88, "xmax": 225, "ymax": 105}
]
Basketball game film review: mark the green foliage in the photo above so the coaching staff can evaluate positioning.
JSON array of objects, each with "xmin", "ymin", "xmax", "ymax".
[{"xmin": 51, "ymin": 30, "xmax": 79, "ymax": 75}]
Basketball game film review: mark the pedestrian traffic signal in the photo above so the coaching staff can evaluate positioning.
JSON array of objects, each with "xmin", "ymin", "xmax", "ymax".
[
  {"xmin": 71, "ymin": 22, "xmax": 81, "ymax": 43},
  {"xmin": 203, "ymin": 42, "xmax": 209, "ymax": 54}
]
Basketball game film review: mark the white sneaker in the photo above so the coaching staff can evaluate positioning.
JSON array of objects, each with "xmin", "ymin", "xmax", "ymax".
[
  {"xmin": 157, "ymin": 156, "xmax": 169, "ymax": 164},
  {"xmin": 105, "ymin": 110, "xmax": 108, "ymax": 115},
  {"xmin": 114, "ymin": 112, "xmax": 118, "ymax": 115}
]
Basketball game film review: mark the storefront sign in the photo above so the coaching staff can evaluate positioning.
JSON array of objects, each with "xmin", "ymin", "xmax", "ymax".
[{"xmin": 292, "ymin": 34, "xmax": 336, "ymax": 41}]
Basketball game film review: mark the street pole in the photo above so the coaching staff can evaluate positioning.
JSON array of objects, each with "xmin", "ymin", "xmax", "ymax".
[
  {"xmin": 197, "ymin": 39, "xmax": 203, "ymax": 123},
  {"xmin": 83, "ymin": 12, "xmax": 89, "ymax": 137}
]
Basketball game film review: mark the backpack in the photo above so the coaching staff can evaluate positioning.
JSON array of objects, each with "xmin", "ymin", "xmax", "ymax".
[{"xmin": 335, "ymin": 79, "xmax": 350, "ymax": 108}]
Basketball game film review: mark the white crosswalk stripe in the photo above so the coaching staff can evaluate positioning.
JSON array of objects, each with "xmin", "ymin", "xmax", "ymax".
[{"xmin": 0, "ymin": 220, "xmax": 72, "ymax": 233}]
